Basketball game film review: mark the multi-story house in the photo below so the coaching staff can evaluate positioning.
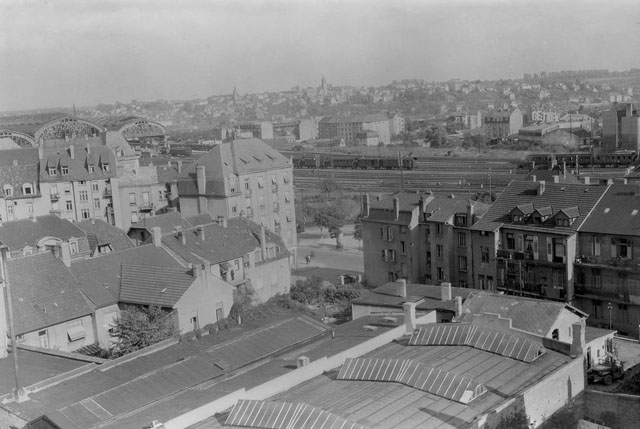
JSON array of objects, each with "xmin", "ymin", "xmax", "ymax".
[
  {"xmin": 361, "ymin": 192, "xmax": 488, "ymax": 287},
  {"xmin": 484, "ymin": 108, "xmax": 523, "ymax": 141},
  {"xmin": 39, "ymin": 143, "xmax": 121, "ymax": 226},
  {"xmin": 601, "ymin": 102, "xmax": 639, "ymax": 153},
  {"xmin": 177, "ymin": 139, "xmax": 297, "ymax": 253},
  {"xmin": 159, "ymin": 217, "xmax": 291, "ymax": 302},
  {"xmin": 470, "ymin": 180, "xmax": 608, "ymax": 303},
  {"xmin": 387, "ymin": 112, "xmax": 406, "ymax": 137},
  {"xmin": 573, "ymin": 183, "xmax": 640, "ymax": 337},
  {"xmin": 318, "ymin": 114, "xmax": 391, "ymax": 145},
  {"xmin": 0, "ymin": 148, "xmax": 47, "ymax": 222},
  {"xmin": 117, "ymin": 164, "xmax": 173, "ymax": 230},
  {"xmin": 531, "ymin": 110, "xmax": 559, "ymax": 123},
  {"xmin": 236, "ymin": 121, "xmax": 274, "ymax": 140}
]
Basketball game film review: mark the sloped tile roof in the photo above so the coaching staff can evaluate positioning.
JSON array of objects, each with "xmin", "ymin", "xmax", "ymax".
[
  {"xmin": 0, "ymin": 215, "xmax": 85, "ymax": 249},
  {"xmin": 40, "ymin": 145, "xmax": 116, "ymax": 182},
  {"xmin": 161, "ymin": 217, "xmax": 288, "ymax": 265},
  {"xmin": 7, "ymin": 253, "xmax": 95, "ymax": 334},
  {"xmin": 119, "ymin": 264, "xmax": 195, "ymax": 307},
  {"xmin": 456, "ymin": 291, "xmax": 586, "ymax": 337},
  {"xmin": 70, "ymin": 245, "xmax": 184, "ymax": 307},
  {"xmin": 178, "ymin": 139, "xmax": 290, "ymax": 193},
  {"xmin": 579, "ymin": 184, "xmax": 640, "ymax": 236},
  {"xmin": 471, "ymin": 180, "xmax": 608, "ymax": 232},
  {"xmin": 353, "ymin": 282, "xmax": 472, "ymax": 313},
  {"xmin": 76, "ymin": 219, "xmax": 134, "ymax": 254},
  {"xmin": 156, "ymin": 164, "xmax": 180, "ymax": 183}
]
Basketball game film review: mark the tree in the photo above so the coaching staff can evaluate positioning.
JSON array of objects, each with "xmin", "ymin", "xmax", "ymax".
[
  {"xmin": 321, "ymin": 176, "xmax": 340, "ymax": 199},
  {"xmin": 109, "ymin": 305, "xmax": 177, "ymax": 357},
  {"xmin": 353, "ymin": 214, "xmax": 363, "ymax": 243}
]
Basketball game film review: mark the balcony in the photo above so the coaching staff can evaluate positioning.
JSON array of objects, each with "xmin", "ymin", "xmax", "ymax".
[
  {"xmin": 103, "ymin": 188, "xmax": 112, "ymax": 197},
  {"xmin": 575, "ymin": 256, "xmax": 640, "ymax": 272},
  {"xmin": 49, "ymin": 193, "xmax": 60, "ymax": 201}
]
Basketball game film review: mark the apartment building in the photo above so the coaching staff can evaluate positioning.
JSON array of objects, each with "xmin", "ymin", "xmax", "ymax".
[
  {"xmin": 318, "ymin": 114, "xmax": 391, "ymax": 145},
  {"xmin": 484, "ymin": 108, "xmax": 523, "ymax": 140},
  {"xmin": 177, "ymin": 139, "xmax": 297, "ymax": 252},
  {"xmin": 601, "ymin": 102, "xmax": 640, "ymax": 153},
  {"xmin": 470, "ymin": 180, "xmax": 608, "ymax": 303},
  {"xmin": 361, "ymin": 192, "xmax": 488, "ymax": 287},
  {"xmin": 0, "ymin": 148, "xmax": 46, "ymax": 222},
  {"xmin": 573, "ymin": 183, "xmax": 640, "ymax": 337}
]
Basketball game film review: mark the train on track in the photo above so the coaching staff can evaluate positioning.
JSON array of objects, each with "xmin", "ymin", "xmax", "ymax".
[
  {"xmin": 292, "ymin": 155, "xmax": 417, "ymax": 170},
  {"xmin": 526, "ymin": 151, "xmax": 638, "ymax": 168}
]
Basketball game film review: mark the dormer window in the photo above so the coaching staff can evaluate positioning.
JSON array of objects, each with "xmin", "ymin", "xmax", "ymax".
[
  {"xmin": 3, "ymin": 185, "xmax": 13, "ymax": 197},
  {"xmin": 454, "ymin": 214, "xmax": 467, "ymax": 227},
  {"xmin": 102, "ymin": 163, "xmax": 110, "ymax": 172},
  {"xmin": 61, "ymin": 166, "xmax": 69, "ymax": 175},
  {"xmin": 512, "ymin": 214, "xmax": 523, "ymax": 223},
  {"xmin": 88, "ymin": 165, "xmax": 94, "ymax": 173},
  {"xmin": 556, "ymin": 217, "xmax": 570, "ymax": 227},
  {"xmin": 23, "ymin": 183, "xmax": 33, "ymax": 195},
  {"xmin": 48, "ymin": 167, "xmax": 57, "ymax": 176}
]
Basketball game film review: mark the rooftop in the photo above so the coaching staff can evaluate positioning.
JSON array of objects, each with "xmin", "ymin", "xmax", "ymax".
[
  {"xmin": 119, "ymin": 264, "xmax": 196, "ymax": 307},
  {"xmin": 471, "ymin": 180, "xmax": 608, "ymax": 232},
  {"xmin": 128, "ymin": 211, "xmax": 193, "ymax": 235},
  {"xmin": 70, "ymin": 245, "xmax": 184, "ymax": 308},
  {"xmin": 0, "ymin": 215, "xmax": 85, "ymax": 250},
  {"xmin": 76, "ymin": 219, "xmax": 134, "ymax": 255},
  {"xmin": 579, "ymin": 183, "xmax": 640, "ymax": 236},
  {"xmin": 7, "ymin": 253, "xmax": 95, "ymax": 335}
]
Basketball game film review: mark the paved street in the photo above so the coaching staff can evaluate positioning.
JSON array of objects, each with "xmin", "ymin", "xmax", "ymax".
[{"xmin": 293, "ymin": 225, "xmax": 364, "ymax": 284}]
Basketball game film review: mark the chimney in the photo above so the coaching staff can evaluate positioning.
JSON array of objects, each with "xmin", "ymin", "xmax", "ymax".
[
  {"xmin": 441, "ymin": 282, "xmax": 452, "ymax": 301},
  {"xmin": 583, "ymin": 176, "xmax": 590, "ymax": 185},
  {"xmin": 403, "ymin": 302, "xmax": 417, "ymax": 335},
  {"xmin": 362, "ymin": 193, "xmax": 370, "ymax": 218},
  {"xmin": 467, "ymin": 200, "xmax": 475, "ymax": 225},
  {"xmin": 260, "ymin": 225, "xmax": 267, "ymax": 260},
  {"xmin": 297, "ymin": 356, "xmax": 310, "ymax": 368},
  {"xmin": 552, "ymin": 175, "xmax": 560, "ymax": 183},
  {"xmin": 454, "ymin": 296, "xmax": 463, "ymax": 318},
  {"xmin": 69, "ymin": 145, "xmax": 75, "ymax": 159},
  {"xmin": 396, "ymin": 279, "xmax": 407, "ymax": 298},
  {"xmin": 562, "ymin": 161, "xmax": 567, "ymax": 179},
  {"xmin": 393, "ymin": 196, "xmax": 399, "ymax": 221},
  {"xmin": 192, "ymin": 264, "xmax": 202, "ymax": 278},
  {"xmin": 196, "ymin": 165, "xmax": 206, "ymax": 194},
  {"xmin": 198, "ymin": 226, "xmax": 205, "ymax": 240},
  {"xmin": 151, "ymin": 226, "xmax": 162, "ymax": 247},
  {"xmin": 181, "ymin": 231, "xmax": 186, "ymax": 246},
  {"xmin": 531, "ymin": 175, "xmax": 536, "ymax": 182},
  {"xmin": 571, "ymin": 321, "xmax": 586, "ymax": 357},
  {"xmin": 60, "ymin": 242, "xmax": 71, "ymax": 268},
  {"xmin": 177, "ymin": 160, "xmax": 182, "ymax": 174},
  {"xmin": 538, "ymin": 180, "xmax": 546, "ymax": 195}
]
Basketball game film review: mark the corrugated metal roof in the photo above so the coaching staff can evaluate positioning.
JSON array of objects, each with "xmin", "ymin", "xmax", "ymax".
[
  {"xmin": 225, "ymin": 399, "xmax": 366, "ymax": 429},
  {"xmin": 409, "ymin": 323, "xmax": 545, "ymax": 363},
  {"xmin": 337, "ymin": 357, "xmax": 486, "ymax": 404}
]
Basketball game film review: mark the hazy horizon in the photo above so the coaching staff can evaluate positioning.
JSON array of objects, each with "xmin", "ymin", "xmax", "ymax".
[{"xmin": 1, "ymin": 0, "xmax": 639, "ymax": 111}]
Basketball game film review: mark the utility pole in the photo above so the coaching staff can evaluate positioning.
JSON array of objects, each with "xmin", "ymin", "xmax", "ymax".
[
  {"xmin": 399, "ymin": 151, "xmax": 405, "ymax": 192},
  {"xmin": 1, "ymin": 246, "xmax": 27, "ymax": 402}
]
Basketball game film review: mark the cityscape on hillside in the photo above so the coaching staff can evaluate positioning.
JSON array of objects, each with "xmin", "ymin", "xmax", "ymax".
[{"xmin": 1, "ymin": 1, "xmax": 640, "ymax": 429}]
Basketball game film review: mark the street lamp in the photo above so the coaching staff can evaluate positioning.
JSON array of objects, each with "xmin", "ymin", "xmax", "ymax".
[{"xmin": 607, "ymin": 302, "xmax": 613, "ymax": 330}]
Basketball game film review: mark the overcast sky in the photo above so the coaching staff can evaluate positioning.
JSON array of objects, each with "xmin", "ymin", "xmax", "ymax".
[{"xmin": 1, "ymin": 0, "xmax": 638, "ymax": 111}]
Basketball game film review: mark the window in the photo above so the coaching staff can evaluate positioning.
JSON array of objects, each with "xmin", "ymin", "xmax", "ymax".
[
  {"xmin": 283, "ymin": 174, "xmax": 290, "ymax": 184},
  {"xmin": 7, "ymin": 205, "xmax": 13, "ymax": 219},
  {"xmin": 553, "ymin": 238, "xmax": 565, "ymax": 262},
  {"xmin": 459, "ymin": 280, "xmax": 468, "ymax": 288},
  {"xmin": 556, "ymin": 217, "xmax": 570, "ymax": 227},
  {"xmin": 48, "ymin": 167, "xmax": 57, "ymax": 176},
  {"xmin": 552, "ymin": 329, "xmax": 559, "ymax": 341},
  {"xmin": 64, "ymin": 185, "xmax": 71, "ymax": 194},
  {"xmin": 258, "ymin": 196, "xmax": 265, "ymax": 208},
  {"xmin": 591, "ymin": 270, "xmax": 602, "ymax": 289},
  {"xmin": 79, "ymin": 180, "xmax": 86, "ymax": 185},
  {"xmin": 81, "ymin": 209, "xmax": 90, "ymax": 219},
  {"xmin": 387, "ymin": 227, "xmax": 394, "ymax": 241},
  {"xmin": 458, "ymin": 256, "xmax": 467, "ymax": 271},
  {"xmin": 615, "ymin": 238, "xmax": 631, "ymax": 259},
  {"xmin": 257, "ymin": 177, "xmax": 265, "ymax": 188},
  {"xmin": 190, "ymin": 316, "xmax": 199, "ymax": 331},
  {"xmin": 436, "ymin": 244, "xmax": 443, "ymax": 258},
  {"xmin": 457, "ymin": 232, "xmax": 466, "ymax": 246},
  {"xmin": 436, "ymin": 224, "xmax": 443, "ymax": 235},
  {"xmin": 70, "ymin": 241, "xmax": 78, "ymax": 255},
  {"xmin": 94, "ymin": 198, "xmax": 100, "ymax": 209},
  {"xmin": 66, "ymin": 201, "xmax": 73, "ymax": 211},
  {"xmin": 229, "ymin": 178, "xmax": 238, "ymax": 193},
  {"xmin": 487, "ymin": 276, "xmax": 494, "ymax": 289},
  {"xmin": 386, "ymin": 249, "xmax": 396, "ymax": 262},
  {"xmin": 129, "ymin": 193, "xmax": 136, "ymax": 205},
  {"xmin": 284, "ymin": 192, "xmax": 291, "ymax": 202},
  {"xmin": 512, "ymin": 214, "xmax": 523, "ymax": 223},
  {"xmin": 61, "ymin": 166, "xmax": 69, "ymax": 175},
  {"xmin": 506, "ymin": 233, "xmax": 515, "ymax": 249},
  {"xmin": 244, "ymin": 180, "xmax": 250, "ymax": 190},
  {"xmin": 400, "ymin": 241, "xmax": 406, "ymax": 255},
  {"xmin": 79, "ymin": 191, "xmax": 88, "ymax": 202},
  {"xmin": 400, "ymin": 225, "xmax": 408, "ymax": 234},
  {"xmin": 592, "ymin": 236, "xmax": 601, "ymax": 256},
  {"xmin": 271, "ymin": 175, "xmax": 277, "ymax": 184},
  {"xmin": 437, "ymin": 267, "xmax": 444, "ymax": 281},
  {"xmin": 455, "ymin": 214, "xmax": 467, "ymax": 227},
  {"xmin": 88, "ymin": 165, "xmax": 94, "ymax": 173},
  {"xmin": 426, "ymin": 251, "xmax": 432, "ymax": 266},
  {"xmin": 67, "ymin": 320, "xmax": 85, "ymax": 342},
  {"xmin": 23, "ymin": 183, "xmax": 33, "ymax": 195},
  {"xmin": 4, "ymin": 186, "xmax": 13, "ymax": 197},
  {"xmin": 401, "ymin": 262, "xmax": 407, "ymax": 277},
  {"xmin": 216, "ymin": 302, "xmax": 224, "ymax": 321},
  {"xmin": 481, "ymin": 246, "xmax": 490, "ymax": 263},
  {"xmin": 232, "ymin": 205, "xmax": 237, "ymax": 214},
  {"xmin": 102, "ymin": 163, "xmax": 110, "ymax": 172},
  {"xmin": 26, "ymin": 202, "xmax": 33, "ymax": 213},
  {"xmin": 92, "ymin": 182, "xmax": 99, "ymax": 192},
  {"xmin": 142, "ymin": 192, "xmax": 150, "ymax": 207}
]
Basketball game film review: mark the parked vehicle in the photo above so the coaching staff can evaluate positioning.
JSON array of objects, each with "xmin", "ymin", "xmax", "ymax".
[{"xmin": 588, "ymin": 358, "xmax": 625, "ymax": 385}]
